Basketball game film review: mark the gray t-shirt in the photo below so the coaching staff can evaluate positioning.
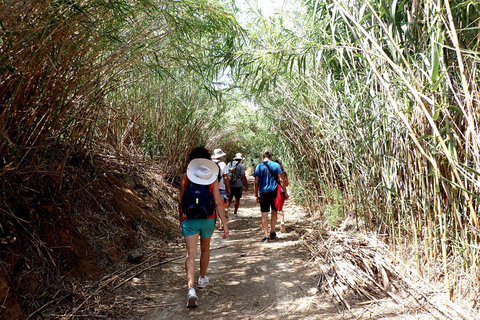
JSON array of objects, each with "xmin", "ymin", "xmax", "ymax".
[{"xmin": 228, "ymin": 161, "xmax": 246, "ymax": 188}]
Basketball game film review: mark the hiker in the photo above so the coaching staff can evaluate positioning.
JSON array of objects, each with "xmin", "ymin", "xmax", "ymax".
[
  {"xmin": 179, "ymin": 147, "xmax": 229, "ymax": 307},
  {"xmin": 253, "ymin": 150, "xmax": 289, "ymax": 243},
  {"xmin": 276, "ymin": 159, "xmax": 289, "ymax": 233},
  {"xmin": 226, "ymin": 153, "xmax": 249, "ymax": 219},
  {"xmin": 211, "ymin": 148, "xmax": 230, "ymax": 230}
]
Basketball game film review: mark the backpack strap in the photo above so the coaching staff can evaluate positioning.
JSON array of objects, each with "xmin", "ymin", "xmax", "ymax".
[
  {"xmin": 213, "ymin": 160, "xmax": 222, "ymax": 182},
  {"xmin": 263, "ymin": 162, "xmax": 280, "ymax": 185}
]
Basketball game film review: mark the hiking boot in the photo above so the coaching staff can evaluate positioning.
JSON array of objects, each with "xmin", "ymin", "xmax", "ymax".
[
  {"xmin": 262, "ymin": 237, "xmax": 269, "ymax": 243},
  {"xmin": 269, "ymin": 231, "xmax": 276, "ymax": 240},
  {"xmin": 232, "ymin": 214, "xmax": 239, "ymax": 219},
  {"xmin": 198, "ymin": 276, "xmax": 210, "ymax": 288},
  {"xmin": 186, "ymin": 287, "xmax": 198, "ymax": 308}
]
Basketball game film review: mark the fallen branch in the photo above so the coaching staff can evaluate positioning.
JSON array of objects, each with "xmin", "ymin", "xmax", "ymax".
[
  {"xmin": 113, "ymin": 255, "xmax": 185, "ymax": 290},
  {"xmin": 112, "ymin": 246, "xmax": 229, "ymax": 291},
  {"xmin": 65, "ymin": 251, "xmax": 162, "ymax": 319},
  {"xmin": 355, "ymin": 298, "xmax": 393, "ymax": 305},
  {"xmin": 252, "ymin": 301, "xmax": 277, "ymax": 319},
  {"xmin": 100, "ymin": 252, "xmax": 160, "ymax": 288},
  {"xmin": 50, "ymin": 315, "xmax": 108, "ymax": 318},
  {"xmin": 135, "ymin": 303, "xmax": 178, "ymax": 308},
  {"xmin": 27, "ymin": 289, "xmax": 61, "ymax": 319},
  {"xmin": 385, "ymin": 249, "xmax": 471, "ymax": 320},
  {"xmin": 203, "ymin": 288, "xmax": 221, "ymax": 295}
]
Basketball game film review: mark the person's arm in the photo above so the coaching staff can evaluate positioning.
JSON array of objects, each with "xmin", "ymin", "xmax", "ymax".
[
  {"xmin": 284, "ymin": 172, "xmax": 289, "ymax": 187},
  {"xmin": 224, "ymin": 173, "xmax": 231, "ymax": 195},
  {"xmin": 254, "ymin": 176, "xmax": 259, "ymax": 203},
  {"xmin": 240, "ymin": 164, "xmax": 248, "ymax": 191},
  {"xmin": 212, "ymin": 180, "xmax": 229, "ymax": 239},
  {"xmin": 178, "ymin": 173, "xmax": 186, "ymax": 226},
  {"xmin": 279, "ymin": 173, "xmax": 289, "ymax": 200},
  {"xmin": 242, "ymin": 173, "xmax": 248, "ymax": 192}
]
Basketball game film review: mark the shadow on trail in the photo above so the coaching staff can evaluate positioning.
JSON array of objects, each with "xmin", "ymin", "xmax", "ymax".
[
  {"xmin": 138, "ymin": 177, "xmax": 342, "ymax": 320},
  {"xmin": 115, "ymin": 177, "xmax": 461, "ymax": 320}
]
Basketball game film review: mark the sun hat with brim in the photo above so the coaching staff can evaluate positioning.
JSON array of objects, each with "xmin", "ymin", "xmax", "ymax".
[
  {"xmin": 186, "ymin": 159, "xmax": 219, "ymax": 185},
  {"xmin": 211, "ymin": 148, "xmax": 226, "ymax": 159},
  {"xmin": 233, "ymin": 153, "xmax": 244, "ymax": 160}
]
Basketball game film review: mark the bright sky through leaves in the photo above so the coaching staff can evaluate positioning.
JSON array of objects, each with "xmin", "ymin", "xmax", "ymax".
[{"xmin": 236, "ymin": 0, "xmax": 288, "ymax": 19}]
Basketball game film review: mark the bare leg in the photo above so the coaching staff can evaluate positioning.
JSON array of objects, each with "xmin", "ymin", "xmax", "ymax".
[
  {"xmin": 185, "ymin": 234, "xmax": 199, "ymax": 288},
  {"xmin": 199, "ymin": 236, "xmax": 211, "ymax": 278},
  {"xmin": 234, "ymin": 198, "xmax": 240, "ymax": 215},
  {"xmin": 270, "ymin": 210, "xmax": 278, "ymax": 233},
  {"xmin": 279, "ymin": 210, "xmax": 286, "ymax": 232},
  {"xmin": 278, "ymin": 210, "xmax": 284, "ymax": 224},
  {"xmin": 261, "ymin": 212, "xmax": 270, "ymax": 238}
]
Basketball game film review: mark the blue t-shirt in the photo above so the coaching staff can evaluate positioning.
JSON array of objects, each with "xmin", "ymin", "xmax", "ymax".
[{"xmin": 253, "ymin": 161, "xmax": 283, "ymax": 194}]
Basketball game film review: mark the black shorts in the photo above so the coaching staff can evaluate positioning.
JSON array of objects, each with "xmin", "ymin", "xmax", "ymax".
[
  {"xmin": 228, "ymin": 187, "xmax": 243, "ymax": 200},
  {"xmin": 259, "ymin": 191, "xmax": 277, "ymax": 212}
]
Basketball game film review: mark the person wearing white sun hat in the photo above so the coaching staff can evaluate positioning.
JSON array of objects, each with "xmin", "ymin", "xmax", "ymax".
[{"xmin": 179, "ymin": 147, "xmax": 229, "ymax": 308}]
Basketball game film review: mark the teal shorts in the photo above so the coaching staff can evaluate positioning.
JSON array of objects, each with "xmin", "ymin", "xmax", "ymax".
[{"xmin": 182, "ymin": 219, "xmax": 215, "ymax": 238}]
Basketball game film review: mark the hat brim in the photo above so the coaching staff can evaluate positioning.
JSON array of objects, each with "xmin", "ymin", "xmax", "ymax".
[
  {"xmin": 211, "ymin": 152, "xmax": 226, "ymax": 159},
  {"xmin": 186, "ymin": 159, "xmax": 219, "ymax": 185}
]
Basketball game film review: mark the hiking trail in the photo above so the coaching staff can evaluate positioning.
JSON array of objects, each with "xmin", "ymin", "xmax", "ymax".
[
  {"xmin": 129, "ymin": 176, "xmax": 333, "ymax": 319},
  {"xmin": 108, "ymin": 175, "xmax": 460, "ymax": 320}
]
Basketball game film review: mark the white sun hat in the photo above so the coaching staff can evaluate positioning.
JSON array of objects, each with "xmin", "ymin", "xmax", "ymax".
[
  {"xmin": 211, "ymin": 148, "xmax": 226, "ymax": 159},
  {"xmin": 233, "ymin": 153, "xmax": 244, "ymax": 160},
  {"xmin": 186, "ymin": 159, "xmax": 219, "ymax": 185}
]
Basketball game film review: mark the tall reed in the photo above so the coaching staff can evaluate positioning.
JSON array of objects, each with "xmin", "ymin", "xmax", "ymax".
[
  {"xmin": 234, "ymin": 0, "xmax": 480, "ymax": 305},
  {"xmin": 0, "ymin": 0, "xmax": 243, "ymax": 176}
]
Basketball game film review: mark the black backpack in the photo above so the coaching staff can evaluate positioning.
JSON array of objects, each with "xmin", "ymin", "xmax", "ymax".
[{"xmin": 181, "ymin": 179, "xmax": 214, "ymax": 219}]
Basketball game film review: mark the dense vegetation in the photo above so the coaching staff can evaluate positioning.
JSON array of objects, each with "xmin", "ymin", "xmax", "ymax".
[
  {"xmin": 1, "ymin": 0, "xmax": 479, "ymax": 316},
  {"xmin": 0, "ymin": 0, "xmax": 244, "ymax": 174},
  {"xmin": 235, "ymin": 0, "xmax": 480, "ymax": 305},
  {"xmin": 1, "ymin": 0, "xmax": 244, "ymax": 317}
]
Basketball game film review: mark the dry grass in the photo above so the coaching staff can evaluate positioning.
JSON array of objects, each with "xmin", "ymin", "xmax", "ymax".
[
  {"xmin": 235, "ymin": 0, "xmax": 480, "ymax": 305},
  {"xmin": 0, "ymin": 149, "xmax": 182, "ymax": 319},
  {"xmin": 301, "ymin": 222, "xmax": 479, "ymax": 319}
]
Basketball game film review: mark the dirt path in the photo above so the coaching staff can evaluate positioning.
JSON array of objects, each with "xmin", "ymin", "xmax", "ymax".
[
  {"xmin": 104, "ymin": 176, "xmax": 474, "ymax": 320},
  {"xmin": 124, "ymin": 177, "xmax": 339, "ymax": 320}
]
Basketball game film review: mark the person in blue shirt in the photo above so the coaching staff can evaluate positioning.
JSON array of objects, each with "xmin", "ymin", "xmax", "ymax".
[{"xmin": 253, "ymin": 150, "xmax": 289, "ymax": 243}]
